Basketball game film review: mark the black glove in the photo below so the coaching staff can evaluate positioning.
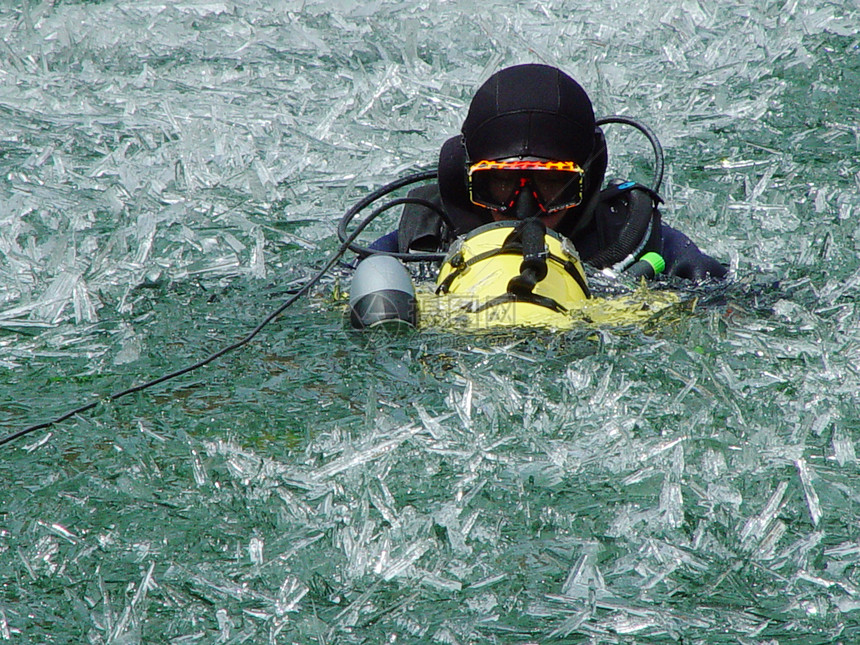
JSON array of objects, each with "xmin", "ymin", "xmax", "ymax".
[{"xmin": 668, "ymin": 246, "xmax": 728, "ymax": 280}]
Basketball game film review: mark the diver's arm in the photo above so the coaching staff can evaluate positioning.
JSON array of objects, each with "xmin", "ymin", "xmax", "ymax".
[
  {"xmin": 368, "ymin": 230, "xmax": 399, "ymax": 252},
  {"xmin": 660, "ymin": 224, "xmax": 727, "ymax": 280}
]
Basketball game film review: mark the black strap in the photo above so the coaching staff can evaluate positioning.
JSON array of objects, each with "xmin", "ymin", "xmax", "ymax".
[
  {"xmin": 561, "ymin": 257, "xmax": 592, "ymax": 300},
  {"xmin": 466, "ymin": 291, "xmax": 568, "ymax": 315},
  {"xmin": 437, "ymin": 247, "xmax": 586, "ymax": 292},
  {"xmin": 436, "ymin": 247, "xmax": 517, "ymax": 294},
  {"xmin": 437, "ymin": 248, "xmax": 591, "ymax": 305}
]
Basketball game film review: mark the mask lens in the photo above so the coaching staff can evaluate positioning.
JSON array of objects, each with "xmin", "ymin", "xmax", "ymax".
[
  {"xmin": 469, "ymin": 171, "xmax": 522, "ymax": 210},
  {"xmin": 532, "ymin": 170, "xmax": 583, "ymax": 211}
]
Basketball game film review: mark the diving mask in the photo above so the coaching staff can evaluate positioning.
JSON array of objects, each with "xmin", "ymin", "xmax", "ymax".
[{"xmin": 467, "ymin": 158, "xmax": 585, "ymax": 214}]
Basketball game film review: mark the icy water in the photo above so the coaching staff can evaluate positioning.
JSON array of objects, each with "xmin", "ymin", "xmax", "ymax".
[{"xmin": 2, "ymin": 1, "xmax": 860, "ymax": 643}]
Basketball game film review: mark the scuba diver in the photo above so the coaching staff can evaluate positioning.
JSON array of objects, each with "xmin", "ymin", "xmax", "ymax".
[{"xmin": 370, "ymin": 63, "xmax": 727, "ymax": 281}]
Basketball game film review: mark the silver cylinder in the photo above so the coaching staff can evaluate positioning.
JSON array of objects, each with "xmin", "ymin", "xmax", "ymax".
[{"xmin": 349, "ymin": 255, "xmax": 417, "ymax": 329}]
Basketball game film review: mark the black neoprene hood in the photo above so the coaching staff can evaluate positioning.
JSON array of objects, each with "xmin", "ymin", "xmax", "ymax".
[{"xmin": 461, "ymin": 64, "xmax": 596, "ymax": 165}]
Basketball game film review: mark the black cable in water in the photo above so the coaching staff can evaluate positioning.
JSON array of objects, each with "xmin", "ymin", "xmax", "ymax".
[{"xmin": 0, "ymin": 186, "xmax": 396, "ymax": 449}]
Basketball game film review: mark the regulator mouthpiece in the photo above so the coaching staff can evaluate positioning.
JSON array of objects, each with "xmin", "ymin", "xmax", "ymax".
[{"xmin": 513, "ymin": 183, "xmax": 543, "ymax": 221}]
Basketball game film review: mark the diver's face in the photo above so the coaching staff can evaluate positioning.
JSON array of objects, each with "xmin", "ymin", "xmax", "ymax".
[{"xmin": 490, "ymin": 207, "xmax": 569, "ymax": 230}]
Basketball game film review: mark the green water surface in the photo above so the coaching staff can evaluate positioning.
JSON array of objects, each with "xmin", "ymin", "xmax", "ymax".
[{"xmin": 1, "ymin": 1, "xmax": 860, "ymax": 643}]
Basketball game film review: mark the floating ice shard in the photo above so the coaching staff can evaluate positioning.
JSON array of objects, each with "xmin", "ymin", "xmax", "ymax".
[
  {"xmin": 659, "ymin": 480, "xmax": 684, "ymax": 529},
  {"xmin": 447, "ymin": 379, "xmax": 473, "ymax": 430},
  {"xmin": 379, "ymin": 539, "xmax": 434, "ymax": 581},
  {"xmin": 112, "ymin": 322, "xmax": 141, "ymax": 365},
  {"xmin": 832, "ymin": 428, "xmax": 857, "ymax": 467},
  {"xmin": 249, "ymin": 537, "xmax": 264, "ymax": 565},
  {"xmin": 740, "ymin": 480, "xmax": 788, "ymax": 551},
  {"xmin": 108, "ymin": 561, "xmax": 156, "ymax": 645},
  {"xmin": 795, "ymin": 458, "xmax": 822, "ymax": 527},
  {"xmin": 561, "ymin": 545, "xmax": 608, "ymax": 600},
  {"xmin": 275, "ymin": 575, "xmax": 308, "ymax": 616},
  {"xmin": 314, "ymin": 424, "xmax": 420, "ymax": 479},
  {"xmin": 190, "ymin": 448, "xmax": 208, "ymax": 487}
]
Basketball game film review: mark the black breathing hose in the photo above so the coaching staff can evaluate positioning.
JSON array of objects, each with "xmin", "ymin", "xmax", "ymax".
[
  {"xmin": 595, "ymin": 115, "xmax": 664, "ymax": 193},
  {"xmin": 336, "ymin": 168, "xmax": 446, "ymax": 262}
]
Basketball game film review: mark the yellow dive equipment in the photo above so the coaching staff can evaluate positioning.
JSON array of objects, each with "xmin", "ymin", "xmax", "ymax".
[
  {"xmin": 349, "ymin": 222, "xmax": 684, "ymax": 332},
  {"xmin": 428, "ymin": 221, "xmax": 590, "ymax": 329}
]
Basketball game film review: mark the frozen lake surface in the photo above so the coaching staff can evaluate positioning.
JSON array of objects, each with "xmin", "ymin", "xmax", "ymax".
[{"xmin": 1, "ymin": 1, "xmax": 860, "ymax": 642}]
